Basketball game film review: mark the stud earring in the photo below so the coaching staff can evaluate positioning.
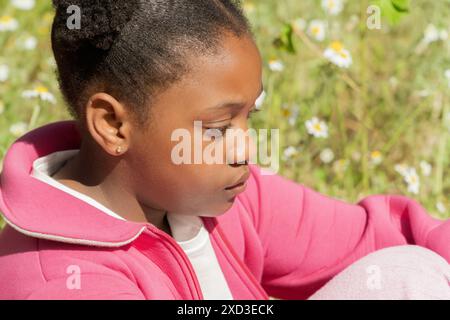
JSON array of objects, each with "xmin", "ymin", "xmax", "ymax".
[{"xmin": 116, "ymin": 146, "xmax": 123, "ymax": 154}]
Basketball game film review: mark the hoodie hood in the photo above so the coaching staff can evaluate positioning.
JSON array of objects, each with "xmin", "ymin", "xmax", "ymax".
[{"xmin": 0, "ymin": 121, "xmax": 148, "ymax": 247}]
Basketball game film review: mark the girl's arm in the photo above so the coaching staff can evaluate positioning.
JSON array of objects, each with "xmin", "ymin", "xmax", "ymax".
[{"xmin": 238, "ymin": 164, "xmax": 449, "ymax": 299}]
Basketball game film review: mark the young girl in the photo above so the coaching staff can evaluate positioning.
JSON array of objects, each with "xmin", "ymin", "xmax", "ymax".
[{"xmin": 0, "ymin": 0, "xmax": 448, "ymax": 300}]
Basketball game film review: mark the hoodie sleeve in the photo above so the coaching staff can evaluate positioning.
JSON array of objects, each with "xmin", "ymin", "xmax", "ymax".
[
  {"xmin": 25, "ymin": 274, "xmax": 145, "ymax": 300},
  {"xmin": 239, "ymin": 165, "xmax": 450, "ymax": 300}
]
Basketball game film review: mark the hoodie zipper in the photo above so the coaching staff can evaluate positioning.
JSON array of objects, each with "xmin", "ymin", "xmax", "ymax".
[
  {"xmin": 145, "ymin": 224, "xmax": 204, "ymax": 300},
  {"xmin": 143, "ymin": 217, "xmax": 268, "ymax": 300},
  {"xmin": 203, "ymin": 217, "xmax": 269, "ymax": 300}
]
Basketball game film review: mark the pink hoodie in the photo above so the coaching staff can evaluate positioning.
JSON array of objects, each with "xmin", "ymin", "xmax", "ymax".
[{"xmin": 0, "ymin": 121, "xmax": 448, "ymax": 300}]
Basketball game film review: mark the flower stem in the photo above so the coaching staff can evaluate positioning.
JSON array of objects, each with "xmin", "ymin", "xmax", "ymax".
[{"xmin": 28, "ymin": 103, "xmax": 41, "ymax": 129}]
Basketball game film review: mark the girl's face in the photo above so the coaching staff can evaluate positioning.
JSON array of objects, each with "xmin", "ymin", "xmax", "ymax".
[
  {"xmin": 91, "ymin": 35, "xmax": 262, "ymax": 216},
  {"xmin": 128, "ymin": 33, "xmax": 263, "ymax": 217}
]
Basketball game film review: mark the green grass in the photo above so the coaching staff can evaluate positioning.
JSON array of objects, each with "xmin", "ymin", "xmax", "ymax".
[{"xmin": 0, "ymin": 0, "xmax": 448, "ymax": 227}]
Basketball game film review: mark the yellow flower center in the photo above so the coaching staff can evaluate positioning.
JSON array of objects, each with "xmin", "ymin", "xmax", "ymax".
[
  {"xmin": 327, "ymin": 1, "xmax": 336, "ymax": 9},
  {"xmin": 311, "ymin": 26, "xmax": 320, "ymax": 35},
  {"xmin": 0, "ymin": 16, "xmax": 13, "ymax": 24},
  {"xmin": 371, "ymin": 151, "xmax": 381, "ymax": 158},
  {"xmin": 330, "ymin": 41, "xmax": 344, "ymax": 52},
  {"xmin": 282, "ymin": 109, "xmax": 291, "ymax": 117},
  {"xmin": 35, "ymin": 86, "xmax": 49, "ymax": 93},
  {"xmin": 313, "ymin": 123, "xmax": 323, "ymax": 131}
]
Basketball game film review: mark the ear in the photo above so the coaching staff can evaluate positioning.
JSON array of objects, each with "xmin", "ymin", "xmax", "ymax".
[{"xmin": 84, "ymin": 93, "xmax": 132, "ymax": 156}]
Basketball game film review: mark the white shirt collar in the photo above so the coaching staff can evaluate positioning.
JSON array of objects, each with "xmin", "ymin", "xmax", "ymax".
[{"xmin": 30, "ymin": 149, "xmax": 205, "ymax": 244}]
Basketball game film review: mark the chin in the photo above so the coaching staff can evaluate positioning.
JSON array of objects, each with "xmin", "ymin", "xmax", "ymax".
[{"xmin": 198, "ymin": 200, "xmax": 235, "ymax": 218}]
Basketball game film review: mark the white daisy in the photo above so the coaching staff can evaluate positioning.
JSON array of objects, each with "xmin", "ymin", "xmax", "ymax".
[
  {"xmin": 280, "ymin": 104, "xmax": 300, "ymax": 126},
  {"xmin": 11, "ymin": 0, "xmax": 35, "ymax": 10},
  {"xmin": 0, "ymin": 64, "xmax": 9, "ymax": 82},
  {"xmin": 321, "ymin": 0, "xmax": 344, "ymax": 16},
  {"xmin": 22, "ymin": 36, "xmax": 37, "ymax": 50},
  {"xmin": 9, "ymin": 121, "xmax": 28, "ymax": 137},
  {"xmin": 292, "ymin": 18, "xmax": 307, "ymax": 33},
  {"xmin": 307, "ymin": 20, "xmax": 326, "ymax": 42},
  {"xmin": 324, "ymin": 41, "xmax": 352, "ymax": 68},
  {"xmin": 436, "ymin": 202, "xmax": 446, "ymax": 214},
  {"xmin": 423, "ymin": 24, "xmax": 440, "ymax": 44},
  {"xmin": 255, "ymin": 90, "xmax": 266, "ymax": 110},
  {"xmin": 283, "ymin": 146, "xmax": 298, "ymax": 160},
  {"xmin": 406, "ymin": 182, "xmax": 419, "ymax": 195},
  {"xmin": 394, "ymin": 163, "xmax": 410, "ymax": 177},
  {"xmin": 0, "ymin": 16, "xmax": 19, "ymax": 32},
  {"xmin": 320, "ymin": 148, "xmax": 335, "ymax": 164},
  {"xmin": 333, "ymin": 159, "xmax": 349, "ymax": 173},
  {"xmin": 403, "ymin": 168, "xmax": 420, "ymax": 194},
  {"xmin": 268, "ymin": 59, "xmax": 284, "ymax": 72},
  {"xmin": 305, "ymin": 117, "xmax": 329, "ymax": 138},
  {"xmin": 22, "ymin": 85, "xmax": 56, "ymax": 104},
  {"xmin": 370, "ymin": 150, "xmax": 383, "ymax": 165},
  {"xmin": 419, "ymin": 160, "xmax": 432, "ymax": 177}
]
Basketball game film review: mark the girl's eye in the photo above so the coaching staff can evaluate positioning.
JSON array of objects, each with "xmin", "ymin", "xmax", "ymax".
[
  {"xmin": 204, "ymin": 124, "xmax": 232, "ymax": 138},
  {"xmin": 204, "ymin": 109, "xmax": 259, "ymax": 138},
  {"xmin": 216, "ymin": 125, "xmax": 232, "ymax": 135}
]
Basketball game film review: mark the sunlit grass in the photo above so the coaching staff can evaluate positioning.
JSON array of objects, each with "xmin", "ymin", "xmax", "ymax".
[{"xmin": 0, "ymin": 0, "xmax": 448, "ymax": 225}]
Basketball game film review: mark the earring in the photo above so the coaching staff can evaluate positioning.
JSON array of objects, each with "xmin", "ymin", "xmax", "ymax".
[{"xmin": 116, "ymin": 146, "xmax": 123, "ymax": 154}]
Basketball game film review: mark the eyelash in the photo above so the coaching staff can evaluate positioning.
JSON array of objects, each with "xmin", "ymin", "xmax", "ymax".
[{"xmin": 206, "ymin": 109, "xmax": 260, "ymax": 135}]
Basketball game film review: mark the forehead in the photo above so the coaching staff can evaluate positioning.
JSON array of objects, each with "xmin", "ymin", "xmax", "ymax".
[
  {"xmin": 189, "ymin": 33, "xmax": 263, "ymax": 96},
  {"xmin": 152, "ymin": 34, "xmax": 263, "ymax": 115}
]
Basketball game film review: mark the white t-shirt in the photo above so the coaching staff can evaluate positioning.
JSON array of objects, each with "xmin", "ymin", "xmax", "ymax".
[{"xmin": 31, "ymin": 149, "xmax": 233, "ymax": 300}]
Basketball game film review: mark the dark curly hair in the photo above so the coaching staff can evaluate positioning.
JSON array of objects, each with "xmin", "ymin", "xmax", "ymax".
[{"xmin": 51, "ymin": 0, "xmax": 252, "ymax": 126}]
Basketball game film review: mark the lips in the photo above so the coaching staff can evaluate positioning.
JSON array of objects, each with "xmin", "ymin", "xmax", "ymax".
[{"xmin": 225, "ymin": 170, "xmax": 250, "ymax": 194}]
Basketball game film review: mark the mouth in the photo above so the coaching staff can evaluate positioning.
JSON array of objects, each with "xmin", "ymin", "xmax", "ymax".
[{"xmin": 224, "ymin": 170, "xmax": 250, "ymax": 195}]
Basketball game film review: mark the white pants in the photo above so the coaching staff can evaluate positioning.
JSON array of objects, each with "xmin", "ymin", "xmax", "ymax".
[{"xmin": 308, "ymin": 245, "xmax": 450, "ymax": 300}]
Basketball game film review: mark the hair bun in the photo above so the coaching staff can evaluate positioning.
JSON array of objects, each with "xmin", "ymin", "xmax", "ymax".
[{"xmin": 52, "ymin": 0, "xmax": 138, "ymax": 51}]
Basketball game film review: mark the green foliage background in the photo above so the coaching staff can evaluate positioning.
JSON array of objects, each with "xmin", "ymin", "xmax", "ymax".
[{"xmin": 0, "ymin": 0, "xmax": 449, "ymax": 229}]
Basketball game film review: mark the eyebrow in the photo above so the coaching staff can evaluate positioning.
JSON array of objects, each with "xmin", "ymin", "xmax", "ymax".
[{"xmin": 207, "ymin": 83, "xmax": 264, "ymax": 111}]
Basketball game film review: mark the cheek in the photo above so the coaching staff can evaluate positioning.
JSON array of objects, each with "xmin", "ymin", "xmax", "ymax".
[
  {"xmin": 134, "ymin": 124, "xmax": 234, "ymax": 215},
  {"xmin": 168, "ymin": 165, "xmax": 235, "ymax": 215}
]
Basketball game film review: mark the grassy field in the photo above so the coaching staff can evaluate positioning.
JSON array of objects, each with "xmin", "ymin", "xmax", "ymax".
[{"xmin": 0, "ymin": 0, "xmax": 449, "ymax": 227}]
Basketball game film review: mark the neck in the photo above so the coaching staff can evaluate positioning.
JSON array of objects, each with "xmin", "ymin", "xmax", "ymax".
[{"xmin": 52, "ymin": 140, "xmax": 171, "ymax": 235}]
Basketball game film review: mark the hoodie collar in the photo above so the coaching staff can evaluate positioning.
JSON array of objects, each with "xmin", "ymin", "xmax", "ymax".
[{"xmin": 0, "ymin": 121, "xmax": 148, "ymax": 247}]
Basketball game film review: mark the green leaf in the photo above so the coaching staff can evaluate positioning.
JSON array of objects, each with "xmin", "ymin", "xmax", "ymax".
[
  {"xmin": 373, "ymin": 0, "xmax": 409, "ymax": 25},
  {"xmin": 272, "ymin": 23, "xmax": 296, "ymax": 54},
  {"xmin": 391, "ymin": 0, "xmax": 410, "ymax": 12}
]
